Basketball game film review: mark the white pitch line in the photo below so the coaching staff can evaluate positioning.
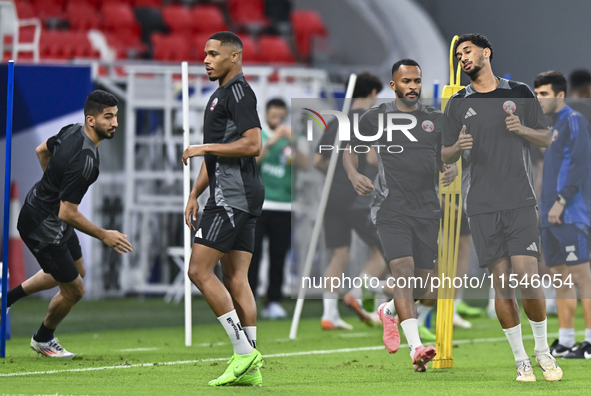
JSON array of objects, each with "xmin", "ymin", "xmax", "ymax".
[
  {"xmin": 339, "ymin": 332, "xmax": 370, "ymax": 338},
  {"xmin": 195, "ymin": 342, "xmax": 227, "ymax": 347},
  {"xmin": 119, "ymin": 348, "xmax": 160, "ymax": 352},
  {"xmin": 0, "ymin": 331, "xmax": 570, "ymax": 378}
]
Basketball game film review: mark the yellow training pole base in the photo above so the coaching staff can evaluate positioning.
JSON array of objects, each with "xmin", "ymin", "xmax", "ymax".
[
  {"xmin": 433, "ymin": 357, "xmax": 454, "ymax": 369},
  {"xmin": 434, "ymin": 297, "xmax": 456, "ymax": 369}
]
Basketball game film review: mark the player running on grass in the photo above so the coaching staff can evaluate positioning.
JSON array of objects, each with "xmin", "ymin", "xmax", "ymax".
[
  {"xmin": 4, "ymin": 90, "xmax": 132, "ymax": 357},
  {"xmin": 442, "ymin": 33, "xmax": 562, "ymax": 381},
  {"xmin": 182, "ymin": 31, "xmax": 263, "ymax": 387},
  {"xmin": 534, "ymin": 71, "xmax": 591, "ymax": 359},
  {"xmin": 343, "ymin": 59, "xmax": 457, "ymax": 372},
  {"xmin": 314, "ymin": 72, "xmax": 387, "ymax": 330}
]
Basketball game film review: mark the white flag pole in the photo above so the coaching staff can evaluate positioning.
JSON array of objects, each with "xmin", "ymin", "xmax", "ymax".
[
  {"xmin": 289, "ymin": 73, "xmax": 357, "ymax": 339},
  {"xmin": 181, "ymin": 61, "xmax": 192, "ymax": 347}
]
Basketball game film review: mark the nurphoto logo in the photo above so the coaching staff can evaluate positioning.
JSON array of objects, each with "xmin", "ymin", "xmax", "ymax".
[{"xmin": 303, "ymin": 108, "xmax": 419, "ymax": 154}]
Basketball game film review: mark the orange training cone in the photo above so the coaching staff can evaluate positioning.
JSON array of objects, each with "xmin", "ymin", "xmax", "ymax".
[{"xmin": 8, "ymin": 182, "xmax": 25, "ymax": 289}]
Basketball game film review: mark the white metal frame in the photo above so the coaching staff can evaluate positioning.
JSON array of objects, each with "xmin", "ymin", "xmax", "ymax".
[{"xmin": 0, "ymin": 1, "xmax": 41, "ymax": 63}]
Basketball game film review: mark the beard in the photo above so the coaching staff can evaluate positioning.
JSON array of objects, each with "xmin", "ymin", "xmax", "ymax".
[
  {"xmin": 465, "ymin": 63, "xmax": 483, "ymax": 78},
  {"xmin": 96, "ymin": 125, "xmax": 115, "ymax": 140},
  {"xmin": 208, "ymin": 75, "xmax": 218, "ymax": 81},
  {"xmin": 464, "ymin": 53, "xmax": 485, "ymax": 79},
  {"xmin": 396, "ymin": 90, "xmax": 420, "ymax": 107}
]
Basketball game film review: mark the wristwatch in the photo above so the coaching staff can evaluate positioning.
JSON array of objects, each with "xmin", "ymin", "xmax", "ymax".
[{"xmin": 556, "ymin": 194, "xmax": 567, "ymax": 205}]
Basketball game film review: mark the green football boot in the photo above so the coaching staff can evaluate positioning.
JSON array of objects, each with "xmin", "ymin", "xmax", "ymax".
[{"xmin": 208, "ymin": 349, "xmax": 262, "ymax": 387}]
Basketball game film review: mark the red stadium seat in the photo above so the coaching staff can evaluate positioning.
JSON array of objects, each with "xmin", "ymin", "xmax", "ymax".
[
  {"xmin": 105, "ymin": 29, "xmax": 146, "ymax": 59},
  {"xmin": 3, "ymin": 23, "xmax": 36, "ymax": 47},
  {"xmin": 100, "ymin": 3, "xmax": 145, "ymax": 58},
  {"xmin": 70, "ymin": 31, "xmax": 100, "ymax": 58},
  {"xmin": 191, "ymin": 5, "xmax": 228, "ymax": 34},
  {"xmin": 101, "ymin": 2, "xmax": 139, "ymax": 31},
  {"xmin": 14, "ymin": 24, "xmax": 36, "ymax": 42},
  {"xmin": 40, "ymin": 30, "xmax": 73, "ymax": 60},
  {"xmin": 13, "ymin": 1, "xmax": 37, "ymax": 19},
  {"xmin": 227, "ymin": 0, "xmax": 268, "ymax": 28},
  {"xmin": 238, "ymin": 35, "xmax": 258, "ymax": 63},
  {"xmin": 133, "ymin": 0, "xmax": 162, "ymax": 7},
  {"xmin": 104, "ymin": 33, "xmax": 126, "ymax": 59},
  {"xmin": 101, "ymin": 0, "xmax": 134, "ymax": 6},
  {"xmin": 11, "ymin": 1, "xmax": 39, "ymax": 46},
  {"xmin": 161, "ymin": 4, "xmax": 192, "ymax": 34},
  {"xmin": 257, "ymin": 35, "xmax": 295, "ymax": 64},
  {"xmin": 66, "ymin": 2, "xmax": 101, "ymax": 31},
  {"xmin": 192, "ymin": 33, "xmax": 212, "ymax": 62},
  {"xmin": 151, "ymin": 32, "xmax": 192, "ymax": 62},
  {"xmin": 290, "ymin": 10, "xmax": 328, "ymax": 58},
  {"xmin": 76, "ymin": 0, "xmax": 101, "ymax": 9},
  {"xmin": 2, "ymin": 1, "xmax": 42, "ymax": 62},
  {"xmin": 31, "ymin": 0, "xmax": 65, "ymax": 21}
]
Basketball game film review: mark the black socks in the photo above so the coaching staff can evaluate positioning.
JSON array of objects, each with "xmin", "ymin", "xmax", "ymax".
[
  {"xmin": 7, "ymin": 284, "xmax": 27, "ymax": 307},
  {"xmin": 33, "ymin": 322, "xmax": 55, "ymax": 342}
]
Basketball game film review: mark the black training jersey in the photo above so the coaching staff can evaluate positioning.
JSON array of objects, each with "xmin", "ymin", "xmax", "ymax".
[
  {"xmin": 442, "ymin": 78, "xmax": 549, "ymax": 216},
  {"xmin": 203, "ymin": 73, "xmax": 264, "ymax": 218},
  {"xmin": 318, "ymin": 108, "xmax": 376, "ymax": 211},
  {"xmin": 352, "ymin": 101, "xmax": 444, "ymax": 221},
  {"xmin": 19, "ymin": 123, "xmax": 100, "ymax": 243}
]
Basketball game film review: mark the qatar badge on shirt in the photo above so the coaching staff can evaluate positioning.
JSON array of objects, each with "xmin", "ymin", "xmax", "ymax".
[{"xmin": 210, "ymin": 97, "xmax": 219, "ymax": 111}]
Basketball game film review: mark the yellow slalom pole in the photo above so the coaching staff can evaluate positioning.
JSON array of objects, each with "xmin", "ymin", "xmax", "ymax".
[{"xmin": 433, "ymin": 36, "xmax": 465, "ymax": 369}]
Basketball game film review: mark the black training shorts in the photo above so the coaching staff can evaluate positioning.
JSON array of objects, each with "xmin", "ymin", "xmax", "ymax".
[
  {"xmin": 375, "ymin": 210, "xmax": 439, "ymax": 270},
  {"xmin": 323, "ymin": 208, "xmax": 382, "ymax": 250},
  {"xmin": 469, "ymin": 206, "xmax": 541, "ymax": 268},
  {"xmin": 194, "ymin": 206, "xmax": 258, "ymax": 253},
  {"xmin": 20, "ymin": 228, "xmax": 82, "ymax": 283}
]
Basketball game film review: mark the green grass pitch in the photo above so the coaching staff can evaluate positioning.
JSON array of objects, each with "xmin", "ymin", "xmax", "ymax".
[{"xmin": 1, "ymin": 298, "xmax": 589, "ymax": 395}]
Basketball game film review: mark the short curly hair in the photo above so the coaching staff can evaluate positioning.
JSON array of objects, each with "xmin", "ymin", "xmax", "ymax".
[{"xmin": 454, "ymin": 33, "xmax": 493, "ymax": 61}]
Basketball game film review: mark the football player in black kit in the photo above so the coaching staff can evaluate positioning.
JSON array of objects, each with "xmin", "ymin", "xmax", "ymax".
[
  {"xmin": 182, "ymin": 32, "xmax": 264, "ymax": 387},
  {"xmin": 344, "ymin": 59, "xmax": 457, "ymax": 372},
  {"xmin": 5, "ymin": 90, "xmax": 132, "ymax": 357},
  {"xmin": 442, "ymin": 33, "xmax": 561, "ymax": 382}
]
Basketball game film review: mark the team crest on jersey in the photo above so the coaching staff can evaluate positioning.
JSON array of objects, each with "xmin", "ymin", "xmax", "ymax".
[
  {"xmin": 552, "ymin": 129, "xmax": 559, "ymax": 141},
  {"xmin": 422, "ymin": 120, "xmax": 434, "ymax": 132},
  {"xmin": 280, "ymin": 145, "xmax": 293, "ymax": 165},
  {"xmin": 210, "ymin": 98, "xmax": 219, "ymax": 111},
  {"xmin": 503, "ymin": 100, "xmax": 516, "ymax": 114}
]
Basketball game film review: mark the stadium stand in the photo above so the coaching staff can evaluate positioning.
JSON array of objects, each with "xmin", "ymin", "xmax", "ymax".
[
  {"xmin": 70, "ymin": 30, "xmax": 99, "ymax": 58},
  {"xmin": 227, "ymin": 0, "xmax": 269, "ymax": 29},
  {"xmin": 100, "ymin": 2, "xmax": 146, "ymax": 58},
  {"xmin": 161, "ymin": 4, "xmax": 193, "ymax": 35},
  {"xmin": 151, "ymin": 31, "xmax": 191, "ymax": 62},
  {"xmin": 2, "ymin": 0, "xmax": 329, "ymax": 64},
  {"xmin": 1, "ymin": 0, "xmax": 41, "ymax": 62},
  {"xmin": 39, "ymin": 29, "xmax": 72, "ymax": 60},
  {"xmin": 257, "ymin": 35, "xmax": 295, "ymax": 64},
  {"xmin": 191, "ymin": 5, "xmax": 228, "ymax": 35},
  {"xmin": 12, "ymin": 0, "xmax": 36, "ymax": 18},
  {"xmin": 192, "ymin": 32, "xmax": 213, "ymax": 62},
  {"xmin": 133, "ymin": 0, "xmax": 162, "ymax": 7},
  {"xmin": 290, "ymin": 9, "xmax": 327, "ymax": 59},
  {"xmin": 239, "ymin": 34, "xmax": 258, "ymax": 63},
  {"xmin": 31, "ymin": 0, "xmax": 65, "ymax": 26},
  {"xmin": 65, "ymin": 2, "xmax": 101, "ymax": 31}
]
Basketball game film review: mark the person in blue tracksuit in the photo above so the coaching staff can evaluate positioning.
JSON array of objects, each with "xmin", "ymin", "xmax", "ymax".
[{"xmin": 534, "ymin": 71, "xmax": 591, "ymax": 359}]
